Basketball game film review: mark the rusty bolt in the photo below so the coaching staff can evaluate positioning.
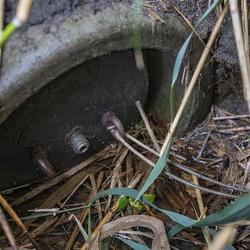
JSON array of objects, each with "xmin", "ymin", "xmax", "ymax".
[
  {"xmin": 32, "ymin": 147, "xmax": 56, "ymax": 177},
  {"xmin": 102, "ymin": 112, "xmax": 125, "ymax": 138}
]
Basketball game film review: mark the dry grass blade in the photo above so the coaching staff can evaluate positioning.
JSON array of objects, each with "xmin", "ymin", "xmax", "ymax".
[
  {"xmin": 241, "ymin": 160, "xmax": 250, "ymax": 188},
  {"xmin": 160, "ymin": 3, "xmax": 229, "ymax": 157},
  {"xmin": 0, "ymin": 206, "xmax": 18, "ymax": 250},
  {"xmin": 192, "ymin": 176, "xmax": 211, "ymax": 244},
  {"xmin": 166, "ymin": 171, "xmax": 238, "ymax": 198},
  {"xmin": 126, "ymin": 153, "xmax": 133, "ymax": 186},
  {"xmin": 0, "ymin": 194, "xmax": 40, "ymax": 249},
  {"xmin": 216, "ymin": 126, "xmax": 250, "ymax": 133},
  {"xmin": 28, "ymin": 217, "xmax": 57, "ymax": 240},
  {"xmin": 0, "ymin": 0, "xmax": 4, "ymax": 60},
  {"xmin": 90, "ymin": 174, "xmax": 102, "ymax": 220},
  {"xmin": 106, "ymin": 149, "xmax": 128, "ymax": 211},
  {"xmin": 115, "ymin": 129, "xmax": 241, "ymax": 197},
  {"xmin": 192, "ymin": 176, "xmax": 206, "ymax": 219},
  {"xmin": 17, "ymin": 0, "xmax": 32, "ymax": 23},
  {"xmin": 196, "ymin": 132, "xmax": 211, "ymax": 160},
  {"xmin": 66, "ymin": 208, "xmax": 89, "ymax": 249},
  {"xmin": 241, "ymin": 0, "xmax": 249, "ymax": 65},
  {"xmin": 213, "ymin": 114, "xmax": 250, "ymax": 121},
  {"xmin": 126, "ymin": 133, "xmax": 160, "ymax": 156},
  {"xmin": 229, "ymin": 0, "xmax": 250, "ymax": 112},
  {"xmin": 207, "ymin": 225, "xmax": 237, "ymax": 250},
  {"xmin": 91, "ymin": 231, "xmax": 100, "ymax": 250},
  {"xmin": 80, "ymin": 173, "xmax": 143, "ymax": 250},
  {"xmin": 169, "ymin": 1, "xmax": 205, "ymax": 46},
  {"xmin": 12, "ymin": 148, "xmax": 108, "ymax": 206},
  {"xmin": 135, "ymin": 100, "xmax": 160, "ymax": 152},
  {"xmin": 65, "ymin": 171, "xmax": 104, "ymax": 250},
  {"xmin": 22, "ymin": 166, "xmax": 102, "ymax": 232},
  {"xmin": 169, "ymin": 160, "xmax": 247, "ymax": 193},
  {"xmin": 69, "ymin": 214, "xmax": 88, "ymax": 241},
  {"xmin": 61, "ymin": 175, "xmax": 89, "ymax": 208},
  {"xmin": 38, "ymin": 167, "xmax": 100, "ymax": 210},
  {"xmin": 81, "ymin": 203, "xmax": 119, "ymax": 250}
]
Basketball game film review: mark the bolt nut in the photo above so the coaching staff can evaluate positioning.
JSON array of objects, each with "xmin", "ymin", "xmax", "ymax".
[{"xmin": 66, "ymin": 127, "xmax": 89, "ymax": 154}]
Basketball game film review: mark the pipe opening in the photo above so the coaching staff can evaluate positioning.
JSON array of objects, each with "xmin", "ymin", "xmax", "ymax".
[{"xmin": 0, "ymin": 47, "xmax": 211, "ymax": 188}]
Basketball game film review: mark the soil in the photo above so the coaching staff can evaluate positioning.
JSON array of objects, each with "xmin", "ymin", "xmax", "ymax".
[
  {"xmin": 5, "ymin": 0, "xmax": 127, "ymax": 25},
  {"xmin": 171, "ymin": 0, "xmax": 249, "ymax": 102}
]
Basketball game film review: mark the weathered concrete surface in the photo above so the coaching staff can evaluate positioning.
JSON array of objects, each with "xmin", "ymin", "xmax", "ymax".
[{"xmin": 0, "ymin": 1, "xmax": 211, "ymax": 126}]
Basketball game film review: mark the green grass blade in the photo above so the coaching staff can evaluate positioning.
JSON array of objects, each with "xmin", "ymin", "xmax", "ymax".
[
  {"xmin": 171, "ymin": 34, "xmax": 193, "ymax": 88},
  {"xmin": 169, "ymin": 193, "xmax": 250, "ymax": 238},
  {"xmin": 90, "ymin": 187, "xmax": 195, "ymax": 226},
  {"xmin": 88, "ymin": 207, "xmax": 92, "ymax": 243},
  {"xmin": 225, "ymin": 245, "xmax": 237, "ymax": 250},
  {"xmin": 156, "ymin": 208, "xmax": 196, "ymax": 227},
  {"xmin": 168, "ymin": 224, "xmax": 186, "ymax": 239},
  {"xmin": 0, "ymin": 22, "xmax": 18, "ymax": 48},
  {"xmin": 135, "ymin": 142, "xmax": 171, "ymax": 202},
  {"xmin": 133, "ymin": 0, "xmax": 143, "ymax": 61},
  {"xmin": 196, "ymin": 193, "xmax": 250, "ymax": 227},
  {"xmin": 115, "ymin": 236, "xmax": 150, "ymax": 250},
  {"xmin": 170, "ymin": 34, "xmax": 192, "ymax": 121},
  {"xmin": 196, "ymin": 0, "xmax": 223, "ymax": 25}
]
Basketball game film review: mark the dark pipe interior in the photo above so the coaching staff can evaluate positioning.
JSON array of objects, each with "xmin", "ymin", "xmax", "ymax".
[{"xmin": 0, "ymin": 49, "xmax": 170, "ymax": 189}]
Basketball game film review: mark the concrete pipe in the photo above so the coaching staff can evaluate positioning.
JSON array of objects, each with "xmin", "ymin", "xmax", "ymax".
[{"xmin": 0, "ymin": 1, "xmax": 212, "ymax": 188}]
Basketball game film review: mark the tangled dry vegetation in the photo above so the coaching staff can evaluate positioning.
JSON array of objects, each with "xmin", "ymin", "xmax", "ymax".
[{"xmin": 0, "ymin": 102, "xmax": 250, "ymax": 249}]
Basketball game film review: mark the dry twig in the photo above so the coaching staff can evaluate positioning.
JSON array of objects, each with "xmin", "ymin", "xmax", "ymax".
[
  {"xmin": 169, "ymin": 1, "xmax": 205, "ymax": 46},
  {"xmin": 229, "ymin": 0, "xmax": 250, "ymax": 111},
  {"xmin": 105, "ymin": 149, "xmax": 128, "ymax": 211},
  {"xmin": 16, "ymin": 0, "xmax": 32, "ymax": 23},
  {"xmin": 80, "ymin": 173, "xmax": 142, "ymax": 250},
  {"xmin": 135, "ymin": 100, "xmax": 161, "ymax": 152},
  {"xmin": 0, "ymin": 194, "xmax": 40, "ymax": 249},
  {"xmin": 115, "ymin": 130, "xmax": 243, "ymax": 198},
  {"xmin": 213, "ymin": 114, "xmax": 250, "ymax": 121},
  {"xmin": 0, "ymin": 0, "xmax": 4, "ymax": 60},
  {"xmin": 207, "ymin": 225, "xmax": 237, "ymax": 250},
  {"xmin": 12, "ymin": 148, "xmax": 109, "ymax": 206},
  {"xmin": 65, "ymin": 172, "xmax": 104, "ymax": 250},
  {"xmin": 241, "ymin": 0, "xmax": 249, "ymax": 66},
  {"xmin": 0, "ymin": 206, "xmax": 18, "ymax": 250},
  {"xmin": 90, "ymin": 174, "xmax": 102, "ymax": 220}
]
